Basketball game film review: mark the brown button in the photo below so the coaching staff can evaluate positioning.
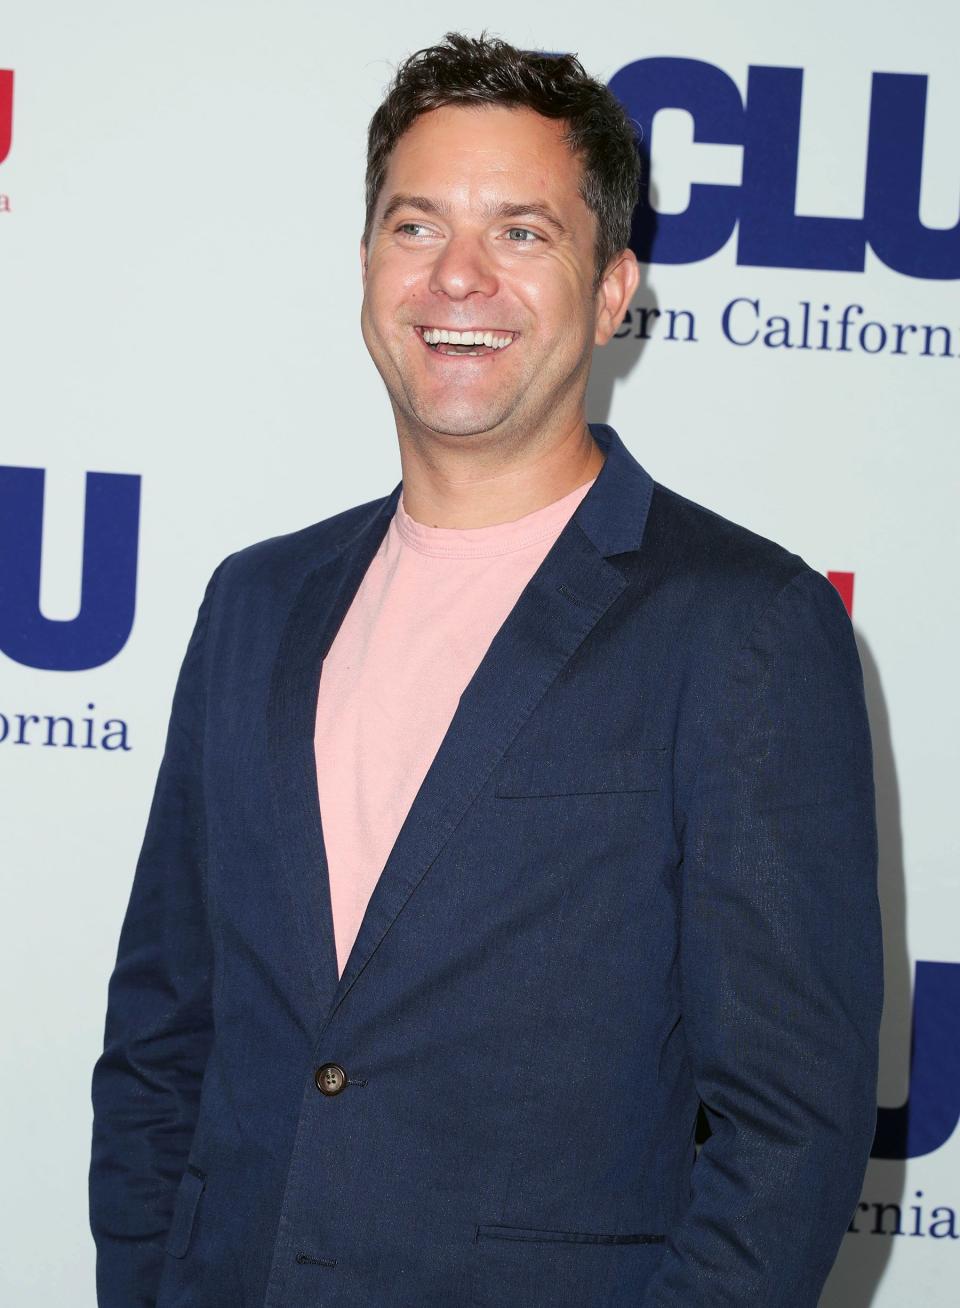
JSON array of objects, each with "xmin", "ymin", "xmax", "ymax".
[{"xmin": 315, "ymin": 1063, "xmax": 347, "ymax": 1096}]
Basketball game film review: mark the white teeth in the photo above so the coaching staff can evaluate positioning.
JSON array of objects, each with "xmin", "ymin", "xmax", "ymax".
[{"xmin": 420, "ymin": 328, "xmax": 515, "ymax": 350}]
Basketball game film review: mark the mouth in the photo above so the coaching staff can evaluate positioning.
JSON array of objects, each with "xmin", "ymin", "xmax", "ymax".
[{"xmin": 414, "ymin": 326, "xmax": 518, "ymax": 358}]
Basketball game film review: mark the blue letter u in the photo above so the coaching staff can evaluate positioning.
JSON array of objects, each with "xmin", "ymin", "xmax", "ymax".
[
  {"xmin": 873, "ymin": 960, "xmax": 960, "ymax": 1159},
  {"xmin": 0, "ymin": 466, "xmax": 141, "ymax": 671}
]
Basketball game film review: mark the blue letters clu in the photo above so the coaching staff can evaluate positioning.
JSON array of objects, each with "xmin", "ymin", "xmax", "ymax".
[
  {"xmin": 0, "ymin": 466, "xmax": 140, "ymax": 672},
  {"xmin": 608, "ymin": 57, "xmax": 959, "ymax": 280},
  {"xmin": 873, "ymin": 961, "xmax": 960, "ymax": 1160}
]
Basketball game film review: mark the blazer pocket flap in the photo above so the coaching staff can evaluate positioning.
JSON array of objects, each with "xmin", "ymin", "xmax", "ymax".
[
  {"xmin": 495, "ymin": 747, "xmax": 666, "ymax": 798},
  {"xmin": 476, "ymin": 1223, "xmax": 665, "ymax": 1245},
  {"xmin": 164, "ymin": 1168, "xmax": 206, "ymax": 1259}
]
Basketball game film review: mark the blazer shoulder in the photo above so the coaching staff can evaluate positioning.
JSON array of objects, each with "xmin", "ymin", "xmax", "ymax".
[
  {"xmin": 647, "ymin": 479, "xmax": 812, "ymax": 591},
  {"xmin": 212, "ymin": 492, "xmax": 394, "ymax": 594},
  {"xmin": 641, "ymin": 481, "xmax": 844, "ymax": 646}
]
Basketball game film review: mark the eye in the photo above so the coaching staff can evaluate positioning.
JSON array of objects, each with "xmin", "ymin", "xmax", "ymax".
[
  {"xmin": 397, "ymin": 222, "xmax": 432, "ymax": 237},
  {"xmin": 505, "ymin": 227, "xmax": 540, "ymax": 243}
]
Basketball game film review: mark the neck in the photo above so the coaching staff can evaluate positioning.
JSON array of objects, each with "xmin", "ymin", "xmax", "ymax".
[{"xmin": 395, "ymin": 413, "xmax": 605, "ymax": 530}]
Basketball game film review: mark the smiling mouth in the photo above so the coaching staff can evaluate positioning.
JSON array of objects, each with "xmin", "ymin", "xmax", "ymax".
[{"xmin": 415, "ymin": 326, "xmax": 517, "ymax": 356}]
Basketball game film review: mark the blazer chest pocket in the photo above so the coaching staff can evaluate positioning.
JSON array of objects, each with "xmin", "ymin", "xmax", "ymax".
[
  {"xmin": 476, "ymin": 1223, "xmax": 665, "ymax": 1245},
  {"xmin": 494, "ymin": 747, "xmax": 666, "ymax": 798},
  {"xmin": 164, "ymin": 1166, "xmax": 206, "ymax": 1259}
]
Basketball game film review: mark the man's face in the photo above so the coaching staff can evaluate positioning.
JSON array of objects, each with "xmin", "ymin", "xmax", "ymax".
[{"xmin": 360, "ymin": 104, "xmax": 628, "ymax": 445}]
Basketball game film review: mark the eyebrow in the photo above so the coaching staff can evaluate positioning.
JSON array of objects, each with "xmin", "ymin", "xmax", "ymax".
[{"xmin": 379, "ymin": 193, "xmax": 569, "ymax": 237}]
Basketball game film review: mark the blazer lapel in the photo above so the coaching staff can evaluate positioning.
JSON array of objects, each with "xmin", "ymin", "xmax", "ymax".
[
  {"xmin": 265, "ymin": 488, "xmax": 402, "ymax": 1018},
  {"xmin": 322, "ymin": 423, "xmax": 655, "ymax": 1026}
]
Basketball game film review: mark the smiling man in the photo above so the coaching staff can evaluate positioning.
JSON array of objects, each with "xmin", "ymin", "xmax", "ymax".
[
  {"xmin": 358, "ymin": 94, "xmax": 633, "ymax": 511},
  {"xmin": 90, "ymin": 32, "xmax": 884, "ymax": 1308}
]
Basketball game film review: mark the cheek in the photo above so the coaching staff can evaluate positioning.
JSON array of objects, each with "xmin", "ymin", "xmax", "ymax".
[
  {"xmin": 384, "ymin": 254, "xmax": 433, "ymax": 302},
  {"xmin": 515, "ymin": 267, "xmax": 591, "ymax": 338},
  {"xmin": 365, "ymin": 261, "xmax": 428, "ymax": 326}
]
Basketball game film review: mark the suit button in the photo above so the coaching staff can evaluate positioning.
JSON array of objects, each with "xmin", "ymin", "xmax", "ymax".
[{"xmin": 315, "ymin": 1063, "xmax": 347, "ymax": 1096}]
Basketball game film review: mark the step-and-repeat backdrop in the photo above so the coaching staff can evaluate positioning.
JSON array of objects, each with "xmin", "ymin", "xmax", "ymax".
[{"xmin": 1, "ymin": 3, "xmax": 956, "ymax": 1302}]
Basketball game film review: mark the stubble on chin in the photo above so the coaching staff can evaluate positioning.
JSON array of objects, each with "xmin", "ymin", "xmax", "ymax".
[{"xmin": 383, "ymin": 349, "xmax": 521, "ymax": 441}]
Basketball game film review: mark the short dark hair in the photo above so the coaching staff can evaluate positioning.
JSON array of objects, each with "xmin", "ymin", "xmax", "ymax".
[{"xmin": 364, "ymin": 31, "xmax": 641, "ymax": 286}]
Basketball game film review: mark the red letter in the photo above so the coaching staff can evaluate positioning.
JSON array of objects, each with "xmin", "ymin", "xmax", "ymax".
[
  {"xmin": 827, "ymin": 570, "xmax": 854, "ymax": 616},
  {"xmin": 0, "ymin": 71, "xmax": 12, "ymax": 165}
]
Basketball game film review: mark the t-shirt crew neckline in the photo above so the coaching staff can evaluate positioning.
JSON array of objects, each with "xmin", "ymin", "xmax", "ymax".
[{"xmin": 393, "ymin": 476, "xmax": 599, "ymax": 560}]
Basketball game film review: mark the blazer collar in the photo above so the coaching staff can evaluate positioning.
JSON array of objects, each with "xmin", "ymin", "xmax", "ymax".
[
  {"xmin": 575, "ymin": 422, "xmax": 654, "ymax": 557},
  {"xmin": 342, "ymin": 421, "xmax": 653, "ymax": 565}
]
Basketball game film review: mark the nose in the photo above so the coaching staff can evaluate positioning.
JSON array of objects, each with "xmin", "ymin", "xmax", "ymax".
[{"xmin": 428, "ymin": 231, "xmax": 499, "ymax": 301}]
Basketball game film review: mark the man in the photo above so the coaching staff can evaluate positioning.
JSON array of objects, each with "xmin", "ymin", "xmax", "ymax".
[{"xmin": 90, "ymin": 31, "xmax": 884, "ymax": 1308}]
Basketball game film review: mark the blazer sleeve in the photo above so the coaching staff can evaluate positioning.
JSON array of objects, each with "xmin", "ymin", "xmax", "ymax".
[
  {"xmin": 641, "ymin": 567, "xmax": 884, "ymax": 1306},
  {"xmin": 88, "ymin": 561, "xmax": 225, "ymax": 1308}
]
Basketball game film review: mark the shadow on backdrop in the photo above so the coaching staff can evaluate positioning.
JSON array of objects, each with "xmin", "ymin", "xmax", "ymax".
[
  {"xmin": 820, "ymin": 629, "xmax": 907, "ymax": 1306},
  {"xmin": 587, "ymin": 141, "xmax": 659, "ymax": 424}
]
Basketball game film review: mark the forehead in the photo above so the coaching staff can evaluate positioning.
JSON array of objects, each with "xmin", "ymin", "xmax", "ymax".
[{"xmin": 379, "ymin": 103, "xmax": 589, "ymax": 217}]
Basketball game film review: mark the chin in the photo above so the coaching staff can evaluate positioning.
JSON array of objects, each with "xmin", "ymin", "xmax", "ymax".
[
  {"xmin": 404, "ymin": 393, "xmax": 517, "ymax": 439},
  {"xmin": 412, "ymin": 410, "xmax": 512, "ymax": 439}
]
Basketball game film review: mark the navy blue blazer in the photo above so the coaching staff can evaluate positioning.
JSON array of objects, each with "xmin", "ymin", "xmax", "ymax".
[{"xmin": 90, "ymin": 423, "xmax": 883, "ymax": 1307}]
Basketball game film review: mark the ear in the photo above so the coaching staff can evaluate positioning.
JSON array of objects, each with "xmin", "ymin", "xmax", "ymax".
[
  {"xmin": 360, "ymin": 238, "xmax": 368, "ymax": 289},
  {"xmin": 594, "ymin": 248, "xmax": 640, "ymax": 346}
]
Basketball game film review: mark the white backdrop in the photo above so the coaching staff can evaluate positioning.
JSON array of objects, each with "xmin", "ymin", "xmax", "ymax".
[{"xmin": 1, "ymin": 2, "xmax": 957, "ymax": 1302}]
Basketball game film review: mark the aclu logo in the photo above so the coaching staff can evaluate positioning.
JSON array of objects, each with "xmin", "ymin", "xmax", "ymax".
[
  {"xmin": 609, "ymin": 57, "xmax": 958, "ymax": 279},
  {"xmin": 0, "ymin": 466, "xmax": 141, "ymax": 671}
]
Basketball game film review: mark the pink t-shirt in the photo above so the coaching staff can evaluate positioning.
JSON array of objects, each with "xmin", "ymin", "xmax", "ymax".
[{"xmin": 314, "ymin": 475, "xmax": 597, "ymax": 978}]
